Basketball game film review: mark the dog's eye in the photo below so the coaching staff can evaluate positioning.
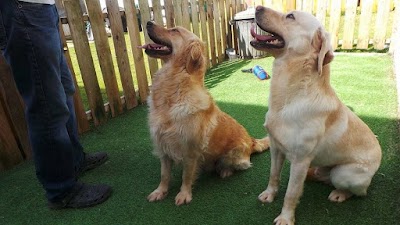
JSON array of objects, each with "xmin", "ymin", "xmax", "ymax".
[
  {"xmin": 286, "ymin": 13, "xmax": 295, "ymax": 20},
  {"xmin": 171, "ymin": 28, "xmax": 179, "ymax": 32}
]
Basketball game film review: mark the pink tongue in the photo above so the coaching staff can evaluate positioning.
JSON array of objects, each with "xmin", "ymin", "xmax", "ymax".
[{"xmin": 250, "ymin": 24, "xmax": 275, "ymax": 42}]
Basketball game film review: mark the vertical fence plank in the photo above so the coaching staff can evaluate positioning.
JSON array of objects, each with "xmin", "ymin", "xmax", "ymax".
[
  {"xmin": 64, "ymin": 0, "xmax": 106, "ymax": 126},
  {"xmin": 86, "ymin": 0, "xmax": 123, "ymax": 116},
  {"xmin": 296, "ymin": 0, "xmax": 303, "ymax": 10},
  {"xmin": 0, "ymin": 95, "xmax": 23, "ymax": 171},
  {"xmin": 272, "ymin": 0, "xmax": 284, "ymax": 11},
  {"xmin": 357, "ymin": 0, "xmax": 373, "ymax": 49},
  {"xmin": 152, "ymin": 0, "xmax": 164, "ymax": 25},
  {"xmin": 219, "ymin": 0, "xmax": 228, "ymax": 58},
  {"xmin": 173, "ymin": 0, "xmax": 184, "ymax": 26},
  {"xmin": 342, "ymin": 0, "xmax": 358, "ymax": 49},
  {"xmin": 373, "ymin": 0, "xmax": 391, "ymax": 50},
  {"xmin": 198, "ymin": 0, "xmax": 210, "ymax": 67},
  {"xmin": 226, "ymin": 0, "xmax": 233, "ymax": 49},
  {"xmin": 124, "ymin": 0, "xmax": 149, "ymax": 103},
  {"xmin": 316, "ymin": 0, "xmax": 327, "ymax": 26},
  {"xmin": 207, "ymin": 0, "xmax": 217, "ymax": 66},
  {"xmin": 329, "ymin": 0, "xmax": 342, "ymax": 50},
  {"xmin": 213, "ymin": 0, "xmax": 223, "ymax": 63},
  {"xmin": 0, "ymin": 54, "xmax": 31, "ymax": 160},
  {"xmin": 182, "ymin": 0, "xmax": 192, "ymax": 30},
  {"xmin": 164, "ymin": 0, "xmax": 175, "ymax": 28},
  {"xmin": 389, "ymin": 0, "xmax": 399, "ymax": 53},
  {"xmin": 232, "ymin": 0, "xmax": 240, "ymax": 53},
  {"xmin": 286, "ymin": 0, "xmax": 296, "ymax": 11},
  {"xmin": 105, "ymin": 0, "xmax": 138, "ymax": 110},
  {"xmin": 138, "ymin": 0, "xmax": 159, "ymax": 77},
  {"xmin": 191, "ymin": 0, "xmax": 201, "ymax": 37},
  {"xmin": 303, "ymin": 0, "xmax": 313, "ymax": 13}
]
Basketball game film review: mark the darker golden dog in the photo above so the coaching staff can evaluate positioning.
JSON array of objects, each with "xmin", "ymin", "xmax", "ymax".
[
  {"xmin": 250, "ymin": 6, "xmax": 382, "ymax": 225},
  {"xmin": 140, "ymin": 21, "xmax": 269, "ymax": 206}
]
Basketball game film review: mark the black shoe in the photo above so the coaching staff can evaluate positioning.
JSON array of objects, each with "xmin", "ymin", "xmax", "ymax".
[
  {"xmin": 48, "ymin": 182, "xmax": 112, "ymax": 209},
  {"xmin": 78, "ymin": 152, "xmax": 109, "ymax": 175}
]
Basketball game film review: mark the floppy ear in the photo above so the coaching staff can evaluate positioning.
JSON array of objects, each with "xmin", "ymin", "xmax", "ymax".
[
  {"xmin": 312, "ymin": 27, "xmax": 334, "ymax": 75},
  {"xmin": 185, "ymin": 41, "xmax": 205, "ymax": 74}
]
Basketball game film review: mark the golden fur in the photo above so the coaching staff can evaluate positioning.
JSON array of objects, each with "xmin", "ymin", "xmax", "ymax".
[
  {"xmin": 143, "ymin": 21, "xmax": 269, "ymax": 206},
  {"xmin": 250, "ymin": 7, "xmax": 382, "ymax": 225}
]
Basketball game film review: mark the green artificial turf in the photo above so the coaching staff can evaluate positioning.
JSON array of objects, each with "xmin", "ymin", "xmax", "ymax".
[{"xmin": 0, "ymin": 54, "xmax": 399, "ymax": 225}]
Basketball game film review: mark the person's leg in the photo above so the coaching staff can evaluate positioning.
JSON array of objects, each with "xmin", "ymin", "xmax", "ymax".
[
  {"xmin": 59, "ymin": 54, "xmax": 85, "ymax": 171},
  {"xmin": 1, "ymin": 1, "xmax": 76, "ymax": 201},
  {"xmin": 0, "ymin": 1, "xmax": 111, "ymax": 207}
]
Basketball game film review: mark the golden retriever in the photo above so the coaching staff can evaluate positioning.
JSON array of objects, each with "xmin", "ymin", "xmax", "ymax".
[
  {"xmin": 250, "ymin": 6, "xmax": 382, "ymax": 225},
  {"xmin": 140, "ymin": 21, "xmax": 269, "ymax": 206}
]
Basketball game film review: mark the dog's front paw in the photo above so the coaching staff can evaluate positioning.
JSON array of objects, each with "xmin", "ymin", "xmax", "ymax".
[
  {"xmin": 258, "ymin": 190, "xmax": 276, "ymax": 203},
  {"xmin": 274, "ymin": 214, "xmax": 295, "ymax": 225},
  {"xmin": 175, "ymin": 191, "xmax": 192, "ymax": 206},
  {"xmin": 147, "ymin": 189, "xmax": 168, "ymax": 202}
]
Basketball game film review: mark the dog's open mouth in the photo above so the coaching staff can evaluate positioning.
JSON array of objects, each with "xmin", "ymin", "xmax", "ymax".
[
  {"xmin": 138, "ymin": 35, "xmax": 172, "ymax": 57},
  {"xmin": 250, "ymin": 24, "xmax": 285, "ymax": 49}
]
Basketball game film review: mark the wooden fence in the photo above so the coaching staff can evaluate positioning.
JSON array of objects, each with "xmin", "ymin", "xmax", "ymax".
[{"xmin": 56, "ymin": 0, "xmax": 397, "ymax": 133}]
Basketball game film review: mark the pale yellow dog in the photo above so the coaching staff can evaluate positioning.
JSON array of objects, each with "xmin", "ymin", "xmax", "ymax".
[{"xmin": 250, "ymin": 6, "xmax": 382, "ymax": 225}]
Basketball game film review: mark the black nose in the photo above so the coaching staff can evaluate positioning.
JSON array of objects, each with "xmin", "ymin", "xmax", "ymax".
[
  {"xmin": 146, "ymin": 21, "xmax": 155, "ymax": 30},
  {"xmin": 256, "ymin": 5, "xmax": 264, "ymax": 12}
]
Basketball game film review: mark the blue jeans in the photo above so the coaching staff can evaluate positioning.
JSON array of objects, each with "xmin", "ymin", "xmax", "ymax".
[{"xmin": 0, "ymin": 0, "xmax": 84, "ymax": 202}]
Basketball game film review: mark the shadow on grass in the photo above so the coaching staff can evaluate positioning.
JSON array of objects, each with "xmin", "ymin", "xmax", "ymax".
[{"xmin": 205, "ymin": 59, "xmax": 251, "ymax": 89}]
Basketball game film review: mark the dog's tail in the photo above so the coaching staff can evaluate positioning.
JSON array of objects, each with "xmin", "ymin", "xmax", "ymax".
[{"xmin": 252, "ymin": 136, "xmax": 270, "ymax": 153}]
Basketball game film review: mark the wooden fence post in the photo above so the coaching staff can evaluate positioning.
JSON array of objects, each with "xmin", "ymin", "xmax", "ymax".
[
  {"xmin": 207, "ymin": 0, "xmax": 217, "ymax": 66},
  {"xmin": 357, "ymin": 0, "xmax": 373, "ymax": 49},
  {"xmin": 181, "ymin": 0, "xmax": 192, "ymax": 30},
  {"xmin": 219, "ymin": 0, "xmax": 228, "ymax": 57},
  {"xmin": 329, "ymin": 0, "xmax": 341, "ymax": 50},
  {"xmin": 152, "ymin": 0, "xmax": 164, "ymax": 26},
  {"xmin": 342, "ymin": 0, "xmax": 358, "ymax": 49},
  {"xmin": 0, "ymin": 54, "xmax": 30, "ymax": 171},
  {"xmin": 373, "ymin": 0, "xmax": 391, "ymax": 50},
  {"xmin": 213, "ymin": 0, "xmax": 223, "ymax": 63},
  {"xmin": 191, "ymin": 0, "xmax": 201, "ymax": 37},
  {"xmin": 138, "ymin": 0, "xmax": 159, "ymax": 78},
  {"xmin": 316, "ymin": 0, "xmax": 327, "ymax": 26},
  {"xmin": 389, "ymin": 0, "xmax": 399, "ymax": 53},
  {"xmin": 63, "ymin": 0, "xmax": 107, "ymax": 126},
  {"xmin": 164, "ymin": 0, "xmax": 175, "ymax": 28},
  {"xmin": 86, "ymin": 0, "xmax": 124, "ymax": 117},
  {"xmin": 198, "ymin": 0, "xmax": 210, "ymax": 67},
  {"xmin": 123, "ymin": 0, "xmax": 149, "ymax": 103},
  {"xmin": 104, "ymin": 0, "xmax": 138, "ymax": 110}
]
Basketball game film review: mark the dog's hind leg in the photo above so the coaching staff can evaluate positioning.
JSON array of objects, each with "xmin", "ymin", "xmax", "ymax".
[
  {"xmin": 328, "ymin": 163, "xmax": 374, "ymax": 202},
  {"xmin": 216, "ymin": 147, "xmax": 252, "ymax": 178},
  {"xmin": 148, "ymin": 156, "xmax": 173, "ymax": 202},
  {"xmin": 306, "ymin": 166, "xmax": 332, "ymax": 184}
]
